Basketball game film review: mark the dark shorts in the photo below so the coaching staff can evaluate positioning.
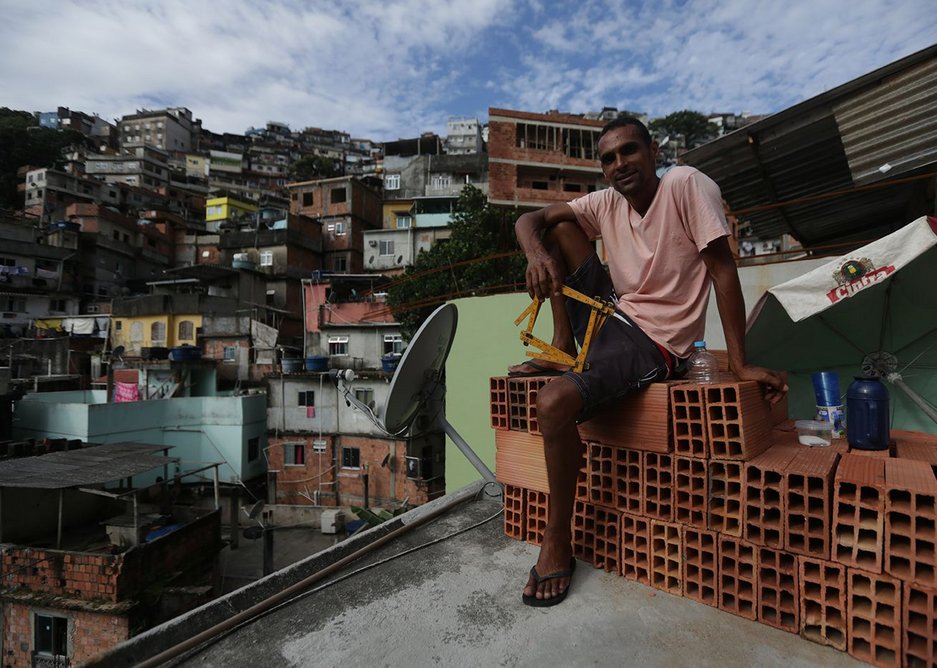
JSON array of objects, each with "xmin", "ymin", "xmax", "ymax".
[{"xmin": 561, "ymin": 254, "xmax": 686, "ymax": 421}]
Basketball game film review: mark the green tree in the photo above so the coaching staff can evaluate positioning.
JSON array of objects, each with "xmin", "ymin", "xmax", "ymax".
[
  {"xmin": 0, "ymin": 108, "xmax": 88, "ymax": 210},
  {"xmin": 289, "ymin": 154, "xmax": 341, "ymax": 181},
  {"xmin": 649, "ymin": 110, "xmax": 718, "ymax": 148},
  {"xmin": 387, "ymin": 184, "xmax": 525, "ymax": 338}
]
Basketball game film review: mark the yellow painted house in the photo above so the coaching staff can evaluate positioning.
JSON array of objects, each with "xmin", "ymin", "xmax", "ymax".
[
  {"xmin": 111, "ymin": 313, "xmax": 203, "ymax": 355},
  {"xmin": 382, "ymin": 200, "xmax": 414, "ymax": 230},
  {"xmin": 205, "ymin": 196, "xmax": 258, "ymax": 232}
]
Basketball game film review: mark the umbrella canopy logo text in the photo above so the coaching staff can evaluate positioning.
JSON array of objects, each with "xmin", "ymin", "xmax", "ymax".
[{"xmin": 826, "ymin": 257, "xmax": 895, "ymax": 304}]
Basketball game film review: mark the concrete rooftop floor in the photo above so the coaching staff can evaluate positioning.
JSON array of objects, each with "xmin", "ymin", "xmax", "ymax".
[{"xmin": 96, "ymin": 481, "xmax": 867, "ymax": 667}]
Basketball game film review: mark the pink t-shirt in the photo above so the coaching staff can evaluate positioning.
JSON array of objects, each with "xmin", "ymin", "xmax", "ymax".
[{"xmin": 567, "ymin": 166, "xmax": 729, "ymax": 358}]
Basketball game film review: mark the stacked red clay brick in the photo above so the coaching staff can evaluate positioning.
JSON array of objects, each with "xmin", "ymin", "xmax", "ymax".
[{"xmin": 492, "ymin": 369, "xmax": 937, "ymax": 667}]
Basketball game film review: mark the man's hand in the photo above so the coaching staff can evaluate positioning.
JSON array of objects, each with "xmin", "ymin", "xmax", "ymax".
[
  {"xmin": 525, "ymin": 249, "xmax": 565, "ymax": 300},
  {"xmin": 731, "ymin": 364, "xmax": 789, "ymax": 405}
]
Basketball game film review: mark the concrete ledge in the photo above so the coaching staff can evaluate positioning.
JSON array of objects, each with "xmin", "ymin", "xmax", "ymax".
[{"xmin": 87, "ymin": 479, "xmax": 487, "ymax": 667}]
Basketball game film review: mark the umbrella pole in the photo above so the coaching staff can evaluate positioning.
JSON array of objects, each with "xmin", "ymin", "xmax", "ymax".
[{"xmin": 888, "ymin": 376, "xmax": 937, "ymax": 429}]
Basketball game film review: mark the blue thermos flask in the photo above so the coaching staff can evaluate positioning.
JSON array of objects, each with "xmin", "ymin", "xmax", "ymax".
[{"xmin": 846, "ymin": 376, "xmax": 890, "ymax": 450}]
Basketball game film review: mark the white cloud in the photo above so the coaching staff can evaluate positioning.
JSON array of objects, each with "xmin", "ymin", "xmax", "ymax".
[{"xmin": 0, "ymin": 0, "xmax": 933, "ymax": 139}]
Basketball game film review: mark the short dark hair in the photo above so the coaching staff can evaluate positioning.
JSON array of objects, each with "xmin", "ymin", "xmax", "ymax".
[{"xmin": 599, "ymin": 116, "xmax": 652, "ymax": 146}]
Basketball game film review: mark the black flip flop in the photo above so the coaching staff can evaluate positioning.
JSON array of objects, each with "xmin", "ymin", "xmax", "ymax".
[
  {"xmin": 521, "ymin": 558, "xmax": 576, "ymax": 607},
  {"xmin": 507, "ymin": 360, "xmax": 565, "ymax": 377}
]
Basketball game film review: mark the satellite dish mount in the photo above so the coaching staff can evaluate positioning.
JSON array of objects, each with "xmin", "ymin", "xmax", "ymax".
[{"xmin": 333, "ymin": 303, "xmax": 496, "ymax": 484}]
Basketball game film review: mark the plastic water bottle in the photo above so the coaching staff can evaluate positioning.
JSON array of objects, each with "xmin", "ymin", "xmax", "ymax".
[{"xmin": 687, "ymin": 341, "xmax": 718, "ymax": 384}]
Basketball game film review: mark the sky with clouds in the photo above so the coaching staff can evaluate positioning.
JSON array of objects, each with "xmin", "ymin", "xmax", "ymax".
[{"xmin": 1, "ymin": 0, "xmax": 934, "ymax": 141}]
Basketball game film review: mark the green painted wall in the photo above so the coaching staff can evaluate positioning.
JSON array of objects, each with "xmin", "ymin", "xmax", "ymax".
[{"xmin": 445, "ymin": 292, "xmax": 553, "ymax": 491}]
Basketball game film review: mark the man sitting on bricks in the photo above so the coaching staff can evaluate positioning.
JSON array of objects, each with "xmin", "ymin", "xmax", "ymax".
[{"xmin": 509, "ymin": 116, "xmax": 788, "ymax": 607}]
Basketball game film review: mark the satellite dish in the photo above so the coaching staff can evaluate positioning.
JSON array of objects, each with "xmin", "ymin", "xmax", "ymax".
[
  {"xmin": 335, "ymin": 303, "xmax": 496, "ymax": 484},
  {"xmin": 382, "ymin": 303, "xmax": 457, "ymax": 434}
]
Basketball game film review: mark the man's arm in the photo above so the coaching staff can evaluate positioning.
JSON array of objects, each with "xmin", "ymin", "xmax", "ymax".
[
  {"xmin": 700, "ymin": 236, "xmax": 788, "ymax": 404},
  {"xmin": 515, "ymin": 203, "xmax": 578, "ymax": 300}
]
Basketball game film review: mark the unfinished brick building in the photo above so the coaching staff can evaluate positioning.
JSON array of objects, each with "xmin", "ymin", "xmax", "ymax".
[
  {"xmin": 0, "ymin": 441, "xmax": 223, "ymax": 667},
  {"xmin": 487, "ymin": 107, "xmax": 606, "ymax": 209}
]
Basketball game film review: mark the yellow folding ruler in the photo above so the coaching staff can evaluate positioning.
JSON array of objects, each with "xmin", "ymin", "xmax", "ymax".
[{"xmin": 513, "ymin": 286, "xmax": 617, "ymax": 373}]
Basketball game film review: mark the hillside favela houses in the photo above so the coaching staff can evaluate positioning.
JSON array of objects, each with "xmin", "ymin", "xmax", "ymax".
[{"xmin": 13, "ymin": 49, "xmax": 931, "ymax": 662}]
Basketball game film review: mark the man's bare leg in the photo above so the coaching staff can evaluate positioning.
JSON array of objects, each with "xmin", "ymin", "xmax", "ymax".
[
  {"xmin": 518, "ymin": 222, "xmax": 596, "ymax": 602},
  {"xmin": 522, "ymin": 377, "xmax": 584, "ymax": 601}
]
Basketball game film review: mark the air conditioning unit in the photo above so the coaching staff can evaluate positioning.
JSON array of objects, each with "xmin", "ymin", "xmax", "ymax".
[
  {"xmin": 320, "ymin": 509, "xmax": 344, "ymax": 534},
  {"xmin": 368, "ymin": 240, "xmax": 377, "ymax": 247},
  {"xmin": 312, "ymin": 439, "xmax": 327, "ymax": 453}
]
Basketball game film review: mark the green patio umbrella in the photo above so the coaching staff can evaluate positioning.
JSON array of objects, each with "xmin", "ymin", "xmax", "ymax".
[{"xmin": 746, "ymin": 215, "xmax": 937, "ymax": 432}]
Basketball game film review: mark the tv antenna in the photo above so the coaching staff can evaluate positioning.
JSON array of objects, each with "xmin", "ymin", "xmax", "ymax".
[{"xmin": 332, "ymin": 303, "xmax": 497, "ymax": 484}]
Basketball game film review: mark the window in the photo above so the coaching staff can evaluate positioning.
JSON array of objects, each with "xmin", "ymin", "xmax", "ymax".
[
  {"xmin": 328, "ymin": 336, "xmax": 349, "ymax": 356},
  {"xmin": 178, "ymin": 320, "xmax": 194, "ymax": 340},
  {"xmin": 49, "ymin": 298, "xmax": 66, "ymax": 312},
  {"xmin": 431, "ymin": 175, "xmax": 451, "ymax": 190},
  {"xmin": 34, "ymin": 613, "xmax": 68, "ymax": 659},
  {"xmin": 298, "ymin": 390, "xmax": 315, "ymax": 406},
  {"xmin": 384, "ymin": 174, "xmax": 400, "ymax": 190},
  {"xmin": 283, "ymin": 443, "xmax": 305, "ymax": 466},
  {"xmin": 115, "ymin": 321, "xmax": 123, "ymax": 331},
  {"xmin": 531, "ymin": 181, "xmax": 549, "ymax": 190},
  {"xmin": 130, "ymin": 321, "xmax": 144, "ymax": 342},
  {"xmin": 379, "ymin": 240, "xmax": 394, "ymax": 257},
  {"xmin": 354, "ymin": 388, "xmax": 374, "ymax": 406},
  {"xmin": 302, "ymin": 192, "xmax": 313, "ymax": 207},
  {"xmin": 334, "ymin": 222, "xmax": 347, "ymax": 235},
  {"xmin": 248, "ymin": 437, "xmax": 259, "ymax": 462},
  {"xmin": 342, "ymin": 447, "xmax": 361, "ymax": 468},
  {"xmin": 333, "ymin": 256, "xmax": 347, "ymax": 272},
  {"xmin": 151, "ymin": 321, "xmax": 166, "ymax": 344},
  {"xmin": 395, "ymin": 214, "xmax": 411, "ymax": 229},
  {"xmin": 260, "ymin": 251, "xmax": 273, "ymax": 267},
  {"xmin": 206, "ymin": 205, "xmax": 223, "ymax": 217},
  {"xmin": 331, "ymin": 187, "xmax": 347, "ymax": 204},
  {"xmin": 4, "ymin": 297, "xmax": 26, "ymax": 313},
  {"xmin": 383, "ymin": 334, "xmax": 404, "ymax": 355}
]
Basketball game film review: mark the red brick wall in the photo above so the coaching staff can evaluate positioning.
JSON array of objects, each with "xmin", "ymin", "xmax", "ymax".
[
  {"xmin": 488, "ymin": 109, "xmax": 604, "ymax": 205},
  {"xmin": 268, "ymin": 434, "xmax": 443, "ymax": 507},
  {"xmin": 3, "ymin": 602, "xmax": 131, "ymax": 666},
  {"xmin": 268, "ymin": 434, "xmax": 338, "ymax": 505},
  {"xmin": 2, "ymin": 549, "xmax": 121, "ymax": 603},
  {"xmin": 1, "ymin": 512, "xmax": 220, "ymax": 606},
  {"xmin": 336, "ymin": 435, "xmax": 438, "ymax": 507}
]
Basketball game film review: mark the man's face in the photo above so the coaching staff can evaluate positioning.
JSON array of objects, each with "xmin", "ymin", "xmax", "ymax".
[{"xmin": 597, "ymin": 126, "xmax": 659, "ymax": 199}]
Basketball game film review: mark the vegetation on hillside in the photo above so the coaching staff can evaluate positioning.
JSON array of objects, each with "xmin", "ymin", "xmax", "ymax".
[
  {"xmin": 0, "ymin": 108, "xmax": 89, "ymax": 210},
  {"xmin": 386, "ymin": 184, "xmax": 525, "ymax": 338},
  {"xmin": 649, "ymin": 110, "xmax": 718, "ymax": 148}
]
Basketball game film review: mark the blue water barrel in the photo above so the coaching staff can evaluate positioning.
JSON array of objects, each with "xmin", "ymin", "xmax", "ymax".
[
  {"xmin": 169, "ymin": 345, "xmax": 201, "ymax": 362},
  {"xmin": 846, "ymin": 376, "xmax": 890, "ymax": 450},
  {"xmin": 382, "ymin": 354, "xmax": 401, "ymax": 374},
  {"xmin": 281, "ymin": 358, "xmax": 304, "ymax": 373},
  {"xmin": 305, "ymin": 355, "xmax": 328, "ymax": 372}
]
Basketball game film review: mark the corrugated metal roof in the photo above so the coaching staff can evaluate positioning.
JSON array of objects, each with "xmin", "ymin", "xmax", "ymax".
[
  {"xmin": 682, "ymin": 44, "xmax": 937, "ymax": 247},
  {"xmin": 0, "ymin": 442, "xmax": 176, "ymax": 489}
]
